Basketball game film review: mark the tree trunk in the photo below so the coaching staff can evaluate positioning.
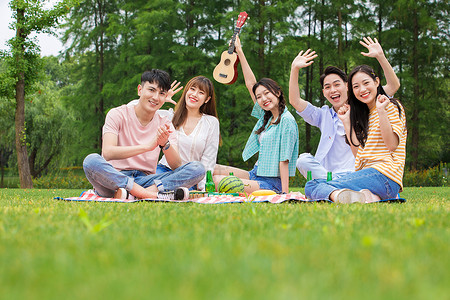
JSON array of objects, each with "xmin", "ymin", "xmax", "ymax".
[
  {"xmin": 304, "ymin": 3, "xmax": 313, "ymax": 153},
  {"xmin": 14, "ymin": 8, "xmax": 33, "ymax": 188},
  {"xmin": 185, "ymin": 0, "xmax": 196, "ymax": 77},
  {"xmin": 337, "ymin": 9, "xmax": 343, "ymax": 68},
  {"xmin": 257, "ymin": 0, "xmax": 265, "ymax": 76},
  {"xmin": 410, "ymin": 9, "xmax": 420, "ymax": 169},
  {"xmin": 267, "ymin": 18, "xmax": 273, "ymax": 77},
  {"xmin": 377, "ymin": 1, "xmax": 383, "ymax": 78},
  {"xmin": 94, "ymin": 0, "xmax": 105, "ymax": 150},
  {"xmin": 319, "ymin": 0, "xmax": 325, "ymax": 107},
  {"xmin": 15, "ymin": 73, "xmax": 33, "ymax": 188}
]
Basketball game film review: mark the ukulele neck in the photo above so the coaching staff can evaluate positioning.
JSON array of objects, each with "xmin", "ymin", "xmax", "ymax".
[{"xmin": 227, "ymin": 26, "xmax": 241, "ymax": 54}]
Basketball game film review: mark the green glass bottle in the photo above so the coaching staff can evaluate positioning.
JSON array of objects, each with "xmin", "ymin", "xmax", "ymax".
[
  {"xmin": 205, "ymin": 170, "xmax": 215, "ymax": 192},
  {"xmin": 307, "ymin": 171, "xmax": 312, "ymax": 182},
  {"xmin": 327, "ymin": 171, "xmax": 332, "ymax": 182},
  {"xmin": 229, "ymin": 172, "xmax": 234, "ymax": 176}
]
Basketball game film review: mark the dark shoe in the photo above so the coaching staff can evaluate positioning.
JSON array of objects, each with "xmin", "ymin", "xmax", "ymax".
[{"xmin": 157, "ymin": 187, "xmax": 189, "ymax": 201}]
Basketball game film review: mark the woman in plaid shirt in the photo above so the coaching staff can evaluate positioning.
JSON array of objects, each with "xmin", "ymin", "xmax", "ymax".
[{"xmin": 214, "ymin": 36, "xmax": 299, "ymax": 194}]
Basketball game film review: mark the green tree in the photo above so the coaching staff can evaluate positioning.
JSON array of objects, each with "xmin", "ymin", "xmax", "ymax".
[
  {"xmin": 62, "ymin": 0, "xmax": 119, "ymax": 151},
  {"xmin": 388, "ymin": 0, "xmax": 449, "ymax": 169},
  {"xmin": 55, "ymin": 0, "xmax": 449, "ymax": 172},
  {"xmin": 25, "ymin": 57, "xmax": 79, "ymax": 177},
  {"xmin": 1, "ymin": 0, "xmax": 76, "ymax": 188}
]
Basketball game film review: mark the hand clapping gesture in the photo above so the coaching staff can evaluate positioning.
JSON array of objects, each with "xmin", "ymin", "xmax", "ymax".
[
  {"xmin": 291, "ymin": 49, "xmax": 318, "ymax": 70},
  {"xmin": 360, "ymin": 36, "xmax": 385, "ymax": 59},
  {"xmin": 165, "ymin": 80, "xmax": 183, "ymax": 105},
  {"xmin": 156, "ymin": 123, "xmax": 172, "ymax": 147}
]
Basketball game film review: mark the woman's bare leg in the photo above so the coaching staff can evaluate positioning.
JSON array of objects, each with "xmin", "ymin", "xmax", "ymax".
[{"xmin": 214, "ymin": 164, "xmax": 250, "ymax": 179}]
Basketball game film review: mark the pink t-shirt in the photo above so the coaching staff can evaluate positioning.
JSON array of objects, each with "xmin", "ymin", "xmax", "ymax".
[{"xmin": 102, "ymin": 104, "xmax": 177, "ymax": 174}]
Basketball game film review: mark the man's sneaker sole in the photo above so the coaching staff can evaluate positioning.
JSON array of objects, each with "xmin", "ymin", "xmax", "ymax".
[{"xmin": 334, "ymin": 189, "xmax": 366, "ymax": 204}]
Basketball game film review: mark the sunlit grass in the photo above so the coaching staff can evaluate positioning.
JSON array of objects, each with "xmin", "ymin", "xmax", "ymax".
[{"xmin": 0, "ymin": 187, "xmax": 448, "ymax": 300}]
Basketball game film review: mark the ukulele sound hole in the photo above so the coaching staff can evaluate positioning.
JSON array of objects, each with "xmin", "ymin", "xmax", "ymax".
[
  {"xmin": 224, "ymin": 59, "xmax": 231, "ymax": 66},
  {"xmin": 219, "ymin": 73, "xmax": 227, "ymax": 78}
]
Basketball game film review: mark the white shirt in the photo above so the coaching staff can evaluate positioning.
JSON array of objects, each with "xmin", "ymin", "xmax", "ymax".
[
  {"xmin": 320, "ymin": 111, "xmax": 355, "ymax": 173},
  {"xmin": 158, "ymin": 109, "xmax": 220, "ymax": 190},
  {"xmin": 297, "ymin": 103, "xmax": 355, "ymax": 173}
]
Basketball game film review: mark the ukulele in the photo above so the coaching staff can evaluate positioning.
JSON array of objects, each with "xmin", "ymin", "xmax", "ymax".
[{"xmin": 213, "ymin": 11, "xmax": 248, "ymax": 85}]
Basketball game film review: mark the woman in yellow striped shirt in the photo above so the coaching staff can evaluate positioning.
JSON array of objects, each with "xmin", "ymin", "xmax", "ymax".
[{"xmin": 305, "ymin": 37, "xmax": 407, "ymax": 203}]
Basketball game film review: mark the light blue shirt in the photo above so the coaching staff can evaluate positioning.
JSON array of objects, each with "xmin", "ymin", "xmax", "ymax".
[
  {"xmin": 243, "ymin": 103, "xmax": 299, "ymax": 177},
  {"xmin": 297, "ymin": 103, "xmax": 354, "ymax": 173}
]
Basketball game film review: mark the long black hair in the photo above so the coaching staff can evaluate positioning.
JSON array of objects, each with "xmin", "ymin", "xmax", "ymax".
[
  {"xmin": 347, "ymin": 65, "xmax": 403, "ymax": 148},
  {"xmin": 252, "ymin": 78, "xmax": 286, "ymax": 135}
]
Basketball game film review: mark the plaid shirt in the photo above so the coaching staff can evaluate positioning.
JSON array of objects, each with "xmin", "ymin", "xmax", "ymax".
[{"xmin": 242, "ymin": 103, "xmax": 299, "ymax": 177}]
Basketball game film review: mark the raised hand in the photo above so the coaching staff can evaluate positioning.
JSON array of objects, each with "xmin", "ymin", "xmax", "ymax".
[
  {"xmin": 337, "ymin": 104, "xmax": 351, "ymax": 123},
  {"xmin": 234, "ymin": 35, "xmax": 242, "ymax": 52},
  {"xmin": 376, "ymin": 94, "xmax": 390, "ymax": 111},
  {"xmin": 360, "ymin": 36, "xmax": 384, "ymax": 59},
  {"xmin": 291, "ymin": 49, "xmax": 318, "ymax": 70},
  {"xmin": 165, "ymin": 80, "xmax": 183, "ymax": 105}
]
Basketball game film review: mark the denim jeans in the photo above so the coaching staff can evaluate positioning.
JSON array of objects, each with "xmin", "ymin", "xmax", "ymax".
[
  {"xmin": 305, "ymin": 167, "xmax": 401, "ymax": 200},
  {"xmin": 156, "ymin": 163, "xmax": 197, "ymax": 191},
  {"xmin": 83, "ymin": 153, "xmax": 205, "ymax": 197},
  {"xmin": 296, "ymin": 153, "xmax": 353, "ymax": 180},
  {"xmin": 248, "ymin": 165, "xmax": 282, "ymax": 193}
]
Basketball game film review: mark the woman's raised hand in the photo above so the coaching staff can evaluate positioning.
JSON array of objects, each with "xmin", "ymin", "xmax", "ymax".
[
  {"xmin": 234, "ymin": 35, "xmax": 242, "ymax": 52},
  {"xmin": 376, "ymin": 94, "xmax": 390, "ymax": 111},
  {"xmin": 360, "ymin": 37, "xmax": 384, "ymax": 59},
  {"xmin": 165, "ymin": 80, "xmax": 183, "ymax": 105},
  {"xmin": 291, "ymin": 49, "xmax": 318, "ymax": 70}
]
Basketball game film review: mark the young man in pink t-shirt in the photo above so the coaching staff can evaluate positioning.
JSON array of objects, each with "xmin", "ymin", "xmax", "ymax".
[{"xmin": 83, "ymin": 69, "xmax": 205, "ymax": 200}]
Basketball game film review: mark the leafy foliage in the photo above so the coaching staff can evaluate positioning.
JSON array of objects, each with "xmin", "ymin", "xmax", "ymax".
[{"xmin": 1, "ymin": 0, "xmax": 448, "ymax": 180}]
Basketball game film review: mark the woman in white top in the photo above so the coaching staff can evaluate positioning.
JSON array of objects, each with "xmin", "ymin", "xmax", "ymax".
[{"xmin": 156, "ymin": 76, "xmax": 220, "ymax": 190}]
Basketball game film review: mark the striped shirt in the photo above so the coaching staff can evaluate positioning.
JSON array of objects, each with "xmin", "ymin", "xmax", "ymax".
[{"xmin": 355, "ymin": 101, "xmax": 407, "ymax": 190}]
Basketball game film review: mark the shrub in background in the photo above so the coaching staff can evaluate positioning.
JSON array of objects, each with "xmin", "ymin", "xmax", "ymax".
[
  {"xmin": 289, "ymin": 162, "xmax": 448, "ymax": 188},
  {"xmin": 33, "ymin": 171, "xmax": 91, "ymax": 189},
  {"xmin": 403, "ymin": 163, "xmax": 448, "ymax": 187},
  {"xmin": 290, "ymin": 170, "xmax": 306, "ymax": 188},
  {"xmin": 25, "ymin": 162, "xmax": 450, "ymax": 189}
]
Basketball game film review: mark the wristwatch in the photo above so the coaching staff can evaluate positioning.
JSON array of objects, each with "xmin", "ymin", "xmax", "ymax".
[{"xmin": 159, "ymin": 141, "xmax": 170, "ymax": 151}]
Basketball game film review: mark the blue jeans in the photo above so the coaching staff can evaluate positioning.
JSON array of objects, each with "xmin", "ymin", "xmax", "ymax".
[
  {"xmin": 305, "ymin": 167, "xmax": 400, "ymax": 200},
  {"xmin": 156, "ymin": 163, "xmax": 197, "ymax": 191},
  {"xmin": 297, "ymin": 153, "xmax": 353, "ymax": 180},
  {"xmin": 248, "ymin": 165, "xmax": 282, "ymax": 193},
  {"xmin": 83, "ymin": 154, "xmax": 205, "ymax": 197}
]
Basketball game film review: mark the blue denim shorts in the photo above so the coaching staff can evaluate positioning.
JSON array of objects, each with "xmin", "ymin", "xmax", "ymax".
[{"xmin": 248, "ymin": 165, "xmax": 282, "ymax": 193}]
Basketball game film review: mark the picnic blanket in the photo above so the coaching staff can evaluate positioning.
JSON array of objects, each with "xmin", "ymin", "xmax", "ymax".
[{"xmin": 55, "ymin": 190, "xmax": 406, "ymax": 204}]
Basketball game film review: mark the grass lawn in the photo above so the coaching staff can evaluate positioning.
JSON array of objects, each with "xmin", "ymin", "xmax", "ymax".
[{"xmin": 0, "ymin": 187, "xmax": 449, "ymax": 300}]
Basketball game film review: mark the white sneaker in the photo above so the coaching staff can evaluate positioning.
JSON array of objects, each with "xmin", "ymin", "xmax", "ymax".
[
  {"xmin": 114, "ymin": 188, "xmax": 135, "ymax": 200},
  {"xmin": 157, "ymin": 187, "xmax": 189, "ymax": 201},
  {"xmin": 360, "ymin": 189, "xmax": 381, "ymax": 203},
  {"xmin": 334, "ymin": 189, "xmax": 366, "ymax": 204}
]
